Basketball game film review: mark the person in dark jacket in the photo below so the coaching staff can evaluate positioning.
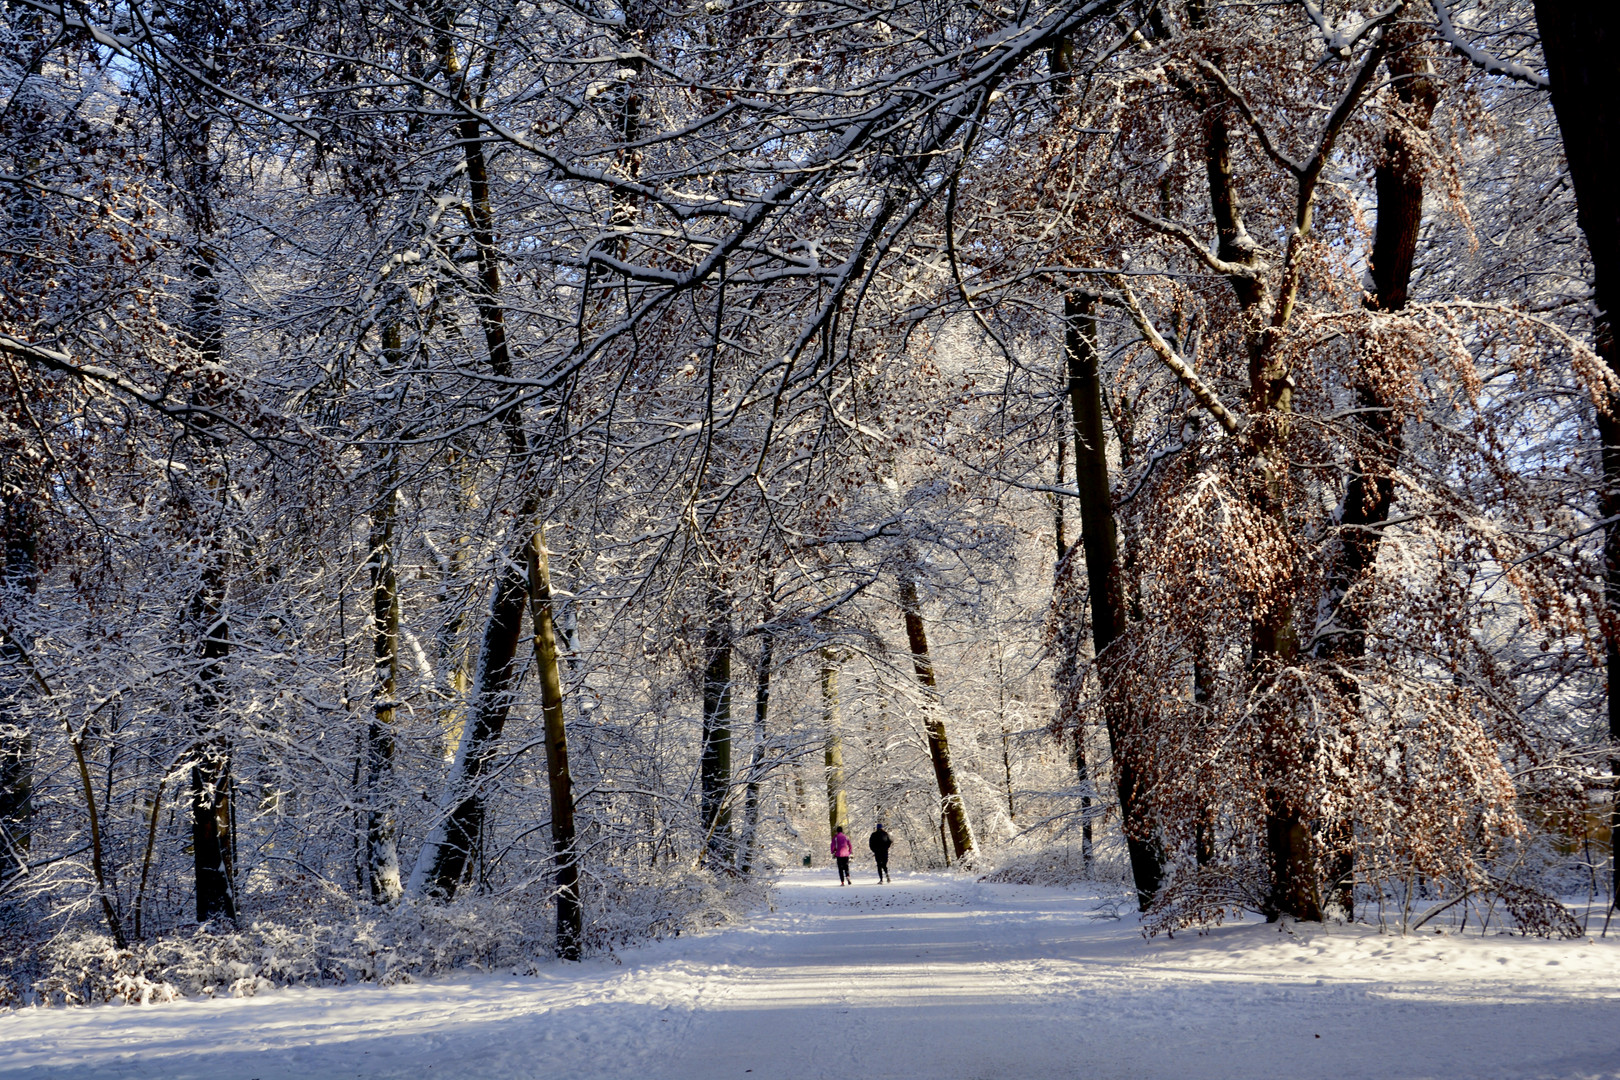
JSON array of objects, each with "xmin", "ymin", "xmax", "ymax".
[{"xmin": 868, "ymin": 823, "xmax": 893, "ymax": 883}]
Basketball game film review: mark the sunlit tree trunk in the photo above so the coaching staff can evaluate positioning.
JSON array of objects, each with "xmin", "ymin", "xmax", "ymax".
[
  {"xmin": 821, "ymin": 647, "xmax": 846, "ymax": 843},
  {"xmin": 364, "ymin": 324, "xmax": 405, "ymax": 903},
  {"xmin": 412, "ymin": 18, "xmax": 577, "ymax": 906},
  {"xmin": 1311, "ymin": 35, "xmax": 1440, "ymax": 918},
  {"xmin": 528, "ymin": 526, "xmax": 581, "ymax": 958},
  {"xmin": 897, "ymin": 562, "xmax": 975, "ymax": 860}
]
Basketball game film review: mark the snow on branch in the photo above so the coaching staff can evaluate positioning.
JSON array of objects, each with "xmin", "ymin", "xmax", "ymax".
[{"xmin": 1430, "ymin": 0, "xmax": 1550, "ymax": 88}]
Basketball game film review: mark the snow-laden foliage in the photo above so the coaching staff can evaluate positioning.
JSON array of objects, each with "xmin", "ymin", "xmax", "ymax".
[{"xmin": 1, "ymin": 0, "xmax": 1614, "ymax": 1007}]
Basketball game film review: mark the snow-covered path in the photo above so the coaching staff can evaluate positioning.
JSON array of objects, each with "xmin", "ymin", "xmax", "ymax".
[{"xmin": 4, "ymin": 872, "xmax": 1619, "ymax": 1080}]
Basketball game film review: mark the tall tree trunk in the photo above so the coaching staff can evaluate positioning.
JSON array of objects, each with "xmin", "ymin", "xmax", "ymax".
[
  {"xmin": 821, "ymin": 647, "xmax": 847, "ymax": 842},
  {"xmin": 740, "ymin": 625, "xmax": 773, "ymax": 874},
  {"xmin": 411, "ymin": 21, "xmax": 577, "ymax": 906},
  {"xmin": 1183, "ymin": 3, "xmax": 1382, "ymax": 920},
  {"xmin": 528, "ymin": 525, "xmax": 581, "ymax": 958},
  {"xmin": 1311, "ymin": 36, "xmax": 1440, "ymax": 918},
  {"xmin": 0, "ymin": 30, "xmax": 46, "ymax": 895},
  {"xmin": 186, "ymin": 246, "xmax": 235, "ymax": 924},
  {"xmin": 0, "ymin": 489, "xmax": 37, "ymax": 889},
  {"xmin": 365, "ymin": 327, "xmax": 404, "ymax": 902},
  {"xmin": 1051, "ymin": 31, "xmax": 1153, "ymax": 900},
  {"xmin": 1064, "ymin": 292, "xmax": 1161, "ymax": 908},
  {"xmin": 1192, "ymin": 647, "xmax": 1217, "ymax": 868},
  {"xmin": 699, "ymin": 608, "xmax": 734, "ymax": 865},
  {"xmin": 897, "ymin": 563, "xmax": 975, "ymax": 860},
  {"xmin": 1532, "ymin": 0, "xmax": 1620, "ymax": 916},
  {"xmin": 162, "ymin": 0, "xmax": 237, "ymax": 926},
  {"xmin": 1051, "ymin": 420, "xmax": 1093, "ymax": 867}
]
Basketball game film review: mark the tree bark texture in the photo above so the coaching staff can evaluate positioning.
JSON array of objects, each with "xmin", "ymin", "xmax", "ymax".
[
  {"xmin": 1532, "ymin": 0, "xmax": 1620, "ymax": 916},
  {"xmin": 365, "ymin": 404, "xmax": 404, "ymax": 903},
  {"xmin": 528, "ymin": 525, "xmax": 581, "ymax": 959},
  {"xmin": 1063, "ymin": 292, "xmax": 1161, "ymax": 908},
  {"xmin": 700, "ymin": 612, "xmax": 734, "ymax": 865},
  {"xmin": 897, "ymin": 566, "xmax": 975, "ymax": 860},
  {"xmin": 740, "ymin": 627, "xmax": 773, "ymax": 874},
  {"xmin": 186, "ymin": 249, "xmax": 236, "ymax": 924}
]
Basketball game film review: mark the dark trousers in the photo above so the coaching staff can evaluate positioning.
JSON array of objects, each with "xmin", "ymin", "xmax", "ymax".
[
  {"xmin": 836, "ymin": 856, "xmax": 851, "ymax": 883},
  {"xmin": 875, "ymin": 853, "xmax": 890, "ymax": 880}
]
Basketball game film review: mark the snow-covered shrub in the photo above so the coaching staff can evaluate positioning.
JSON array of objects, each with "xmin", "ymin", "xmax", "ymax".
[
  {"xmin": 584, "ymin": 862, "xmax": 768, "ymax": 954},
  {"xmin": 1, "ymin": 869, "xmax": 768, "ymax": 1008},
  {"xmin": 1141, "ymin": 862, "xmax": 1270, "ymax": 936},
  {"xmin": 981, "ymin": 840, "xmax": 1128, "ymax": 890}
]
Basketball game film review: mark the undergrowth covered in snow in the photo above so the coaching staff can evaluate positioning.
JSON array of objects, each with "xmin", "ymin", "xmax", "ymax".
[{"xmin": 0, "ymin": 867, "xmax": 767, "ymax": 1008}]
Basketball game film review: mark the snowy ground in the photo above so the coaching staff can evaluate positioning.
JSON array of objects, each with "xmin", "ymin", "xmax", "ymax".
[{"xmin": 3, "ymin": 871, "xmax": 1618, "ymax": 1080}]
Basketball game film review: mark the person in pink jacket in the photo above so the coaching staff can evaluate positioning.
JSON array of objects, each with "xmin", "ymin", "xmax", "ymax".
[{"xmin": 830, "ymin": 826, "xmax": 854, "ymax": 885}]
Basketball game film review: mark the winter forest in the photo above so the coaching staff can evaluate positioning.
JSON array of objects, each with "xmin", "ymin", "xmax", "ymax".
[{"xmin": 2, "ymin": 0, "xmax": 1620, "ymax": 1033}]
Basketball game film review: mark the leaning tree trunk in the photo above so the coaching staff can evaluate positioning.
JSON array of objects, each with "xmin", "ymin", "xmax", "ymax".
[
  {"xmin": 1052, "ymin": 38, "xmax": 1163, "ymax": 906},
  {"xmin": 821, "ymin": 647, "xmax": 847, "ymax": 843},
  {"xmin": 897, "ymin": 562, "xmax": 975, "ymax": 860},
  {"xmin": 410, "ymin": 22, "xmax": 577, "ymax": 912},
  {"xmin": 1532, "ymin": 0, "xmax": 1620, "ymax": 915},
  {"xmin": 528, "ymin": 525, "xmax": 581, "ymax": 958}
]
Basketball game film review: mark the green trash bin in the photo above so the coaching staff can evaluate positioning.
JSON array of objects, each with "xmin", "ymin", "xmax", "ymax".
[{"xmin": 802, "ymin": 854, "xmax": 813, "ymax": 867}]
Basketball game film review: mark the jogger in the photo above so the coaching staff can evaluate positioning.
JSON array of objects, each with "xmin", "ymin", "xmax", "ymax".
[
  {"xmin": 831, "ymin": 826, "xmax": 853, "ymax": 885},
  {"xmin": 868, "ymin": 823, "xmax": 892, "ymax": 883}
]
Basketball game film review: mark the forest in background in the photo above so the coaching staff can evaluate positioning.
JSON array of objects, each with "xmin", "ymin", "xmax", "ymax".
[{"xmin": 1, "ymin": 0, "xmax": 1616, "ymax": 1005}]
